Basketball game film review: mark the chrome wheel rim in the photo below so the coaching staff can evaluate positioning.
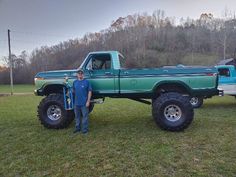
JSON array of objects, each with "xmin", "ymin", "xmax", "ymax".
[
  {"xmin": 47, "ymin": 105, "xmax": 62, "ymax": 121},
  {"xmin": 190, "ymin": 97, "xmax": 198, "ymax": 105},
  {"xmin": 164, "ymin": 104, "xmax": 182, "ymax": 122}
]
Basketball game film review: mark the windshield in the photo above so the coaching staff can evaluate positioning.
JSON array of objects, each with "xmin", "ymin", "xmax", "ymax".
[{"xmin": 79, "ymin": 56, "xmax": 87, "ymax": 69}]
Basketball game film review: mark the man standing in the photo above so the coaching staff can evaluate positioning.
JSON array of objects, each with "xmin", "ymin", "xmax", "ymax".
[{"xmin": 73, "ymin": 69, "xmax": 92, "ymax": 134}]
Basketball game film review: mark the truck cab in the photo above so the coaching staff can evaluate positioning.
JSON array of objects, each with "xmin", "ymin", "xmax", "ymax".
[{"xmin": 79, "ymin": 51, "xmax": 122, "ymax": 96}]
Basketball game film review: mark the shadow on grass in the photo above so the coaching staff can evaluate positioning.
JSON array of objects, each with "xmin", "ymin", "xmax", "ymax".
[
  {"xmin": 203, "ymin": 102, "xmax": 236, "ymax": 109},
  {"xmin": 90, "ymin": 115, "xmax": 155, "ymax": 129}
]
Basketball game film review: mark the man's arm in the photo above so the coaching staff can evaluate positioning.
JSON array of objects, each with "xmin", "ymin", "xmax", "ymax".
[
  {"xmin": 72, "ymin": 80, "xmax": 75, "ymax": 93},
  {"xmin": 86, "ymin": 91, "xmax": 92, "ymax": 107},
  {"xmin": 86, "ymin": 80, "xmax": 92, "ymax": 107}
]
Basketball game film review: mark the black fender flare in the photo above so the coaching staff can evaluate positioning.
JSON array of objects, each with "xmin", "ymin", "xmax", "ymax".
[{"xmin": 152, "ymin": 80, "xmax": 192, "ymax": 95}]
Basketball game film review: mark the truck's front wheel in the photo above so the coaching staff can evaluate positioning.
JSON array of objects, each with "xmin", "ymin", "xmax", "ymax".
[
  {"xmin": 38, "ymin": 94, "xmax": 74, "ymax": 129},
  {"xmin": 152, "ymin": 92, "xmax": 194, "ymax": 131}
]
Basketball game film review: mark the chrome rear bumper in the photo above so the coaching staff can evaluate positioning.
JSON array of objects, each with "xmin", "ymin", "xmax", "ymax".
[{"xmin": 218, "ymin": 89, "xmax": 224, "ymax": 96}]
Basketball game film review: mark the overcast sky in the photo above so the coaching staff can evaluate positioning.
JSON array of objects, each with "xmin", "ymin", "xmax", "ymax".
[{"xmin": 1, "ymin": 0, "xmax": 236, "ymax": 61}]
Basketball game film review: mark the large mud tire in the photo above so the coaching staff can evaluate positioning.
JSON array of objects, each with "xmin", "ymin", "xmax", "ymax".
[
  {"xmin": 38, "ymin": 94, "xmax": 74, "ymax": 129},
  {"xmin": 152, "ymin": 92, "xmax": 194, "ymax": 131}
]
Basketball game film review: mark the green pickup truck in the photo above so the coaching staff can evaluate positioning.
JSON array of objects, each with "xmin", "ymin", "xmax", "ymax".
[{"xmin": 34, "ymin": 51, "xmax": 219, "ymax": 131}]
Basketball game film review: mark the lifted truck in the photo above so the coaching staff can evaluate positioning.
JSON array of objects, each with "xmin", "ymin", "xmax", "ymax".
[{"xmin": 34, "ymin": 51, "xmax": 219, "ymax": 131}]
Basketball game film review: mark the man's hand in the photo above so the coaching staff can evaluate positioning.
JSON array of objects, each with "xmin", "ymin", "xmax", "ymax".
[{"xmin": 86, "ymin": 100, "xmax": 90, "ymax": 107}]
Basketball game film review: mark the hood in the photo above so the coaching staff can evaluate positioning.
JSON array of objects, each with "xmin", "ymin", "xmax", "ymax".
[{"xmin": 35, "ymin": 69, "xmax": 77, "ymax": 79}]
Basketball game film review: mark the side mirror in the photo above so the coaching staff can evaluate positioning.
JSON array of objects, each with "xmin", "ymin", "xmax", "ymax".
[{"xmin": 87, "ymin": 66, "xmax": 93, "ymax": 72}]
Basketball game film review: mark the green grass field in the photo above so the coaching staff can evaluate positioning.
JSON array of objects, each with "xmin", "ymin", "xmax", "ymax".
[
  {"xmin": 0, "ymin": 92, "xmax": 236, "ymax": 176},
  {"xmin": 0, "ymin": 84, "xmax": 35, "ymax": 93}
]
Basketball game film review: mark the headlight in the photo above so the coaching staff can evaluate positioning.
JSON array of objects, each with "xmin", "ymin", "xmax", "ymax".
[{"xmin": 34, "ymin": 77, "xmax": 44, "ymax": 82}]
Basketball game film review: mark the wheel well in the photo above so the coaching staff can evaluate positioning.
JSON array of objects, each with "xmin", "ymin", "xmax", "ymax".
[
  {"xmin": 43, "ymin": 84, "xmax": 65, "ymax": 96},
  {"xmin": 154, "ymin": 83, "xmax": 190, "ymax": 98}
]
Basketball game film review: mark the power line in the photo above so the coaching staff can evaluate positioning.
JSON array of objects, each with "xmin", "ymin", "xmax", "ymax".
[
  {"xmin": 1, "ymin": 29, "xmax": 79, "ymax": 57},
  {"xmin": 10, "ymin": 39, "xmax": 48, "ymax": 45},
  {"xmin": 11, "ymin": 30, "xmax": 76, "ymax": 39}
]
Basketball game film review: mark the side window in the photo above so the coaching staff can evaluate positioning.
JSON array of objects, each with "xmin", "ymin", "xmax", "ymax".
[
  {"xmin": 218, "ymin": 68, "xmax": 230, "ymax": 77},
  {"xmin": 86, "ymin": 54, "xmax": 111, "ymax": 70},
  {"xmin": 119, "ymin": 54, "xmax": 125, "ymax": 69}
]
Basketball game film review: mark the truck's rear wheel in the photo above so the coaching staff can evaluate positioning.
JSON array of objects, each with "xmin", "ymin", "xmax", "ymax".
[
  {"xmin": 190, "ymin": 97, "xmax": 203, "ymax": 108},
  {"xmin": 38, "ymin": 94, "xmax": 74, "ymax": 129},
  {"xmin": 152, "ymin": 92, "xmax": 194, "ymax": 131}
]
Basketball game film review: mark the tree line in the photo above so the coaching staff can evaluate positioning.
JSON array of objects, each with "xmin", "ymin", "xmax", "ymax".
[{"xmin": 1, "ymin": 10, "xmax": 236, "ymax": 84}]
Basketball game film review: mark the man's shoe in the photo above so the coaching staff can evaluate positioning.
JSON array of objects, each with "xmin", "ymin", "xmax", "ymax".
[
  {"xmin": 73, "ymin": 129, "xmax": 80, "ymax": 134},
  {"xmin": 82, "ymin": 131, "xmax": 88, "ymax": 134}
]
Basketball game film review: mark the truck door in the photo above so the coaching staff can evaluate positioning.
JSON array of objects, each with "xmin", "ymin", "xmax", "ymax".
[
  {"xmin": 218, "ymin": 67, "xmax": 236, "ymax": 95},
  {"xmin": 84, "ymin": 54, "xmax": 116, "ymax": 95}
]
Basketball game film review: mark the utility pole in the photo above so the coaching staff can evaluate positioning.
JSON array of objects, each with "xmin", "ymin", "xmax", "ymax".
[{"xmin": 8, "ymin": 29, "xmax": 13, "ymax": 95}]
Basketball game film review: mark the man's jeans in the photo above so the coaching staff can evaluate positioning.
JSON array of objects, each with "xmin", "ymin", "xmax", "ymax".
[{"xmin": 74, "ymin": 105, "xmax": 89, "ymax": 132}]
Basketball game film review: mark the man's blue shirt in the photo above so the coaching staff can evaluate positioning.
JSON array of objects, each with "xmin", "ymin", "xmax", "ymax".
[{"xmin": 73, "ymin": 79, "xmax": 92, "ymax": 106}]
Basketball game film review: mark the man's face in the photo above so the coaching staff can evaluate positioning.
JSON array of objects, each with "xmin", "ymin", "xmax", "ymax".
[{"xmin": 77, "ymin": 72, "xmax": 84, "ymax": 80}]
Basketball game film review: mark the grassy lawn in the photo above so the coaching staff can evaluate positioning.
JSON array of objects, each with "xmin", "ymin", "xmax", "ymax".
[
  {"xmin": 0, "ymin": 84, "xmax": 35, "ymax": 93},
  {"xmin": 0, "ymin": 95, "xmax": 236, "ymax": 177}
]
